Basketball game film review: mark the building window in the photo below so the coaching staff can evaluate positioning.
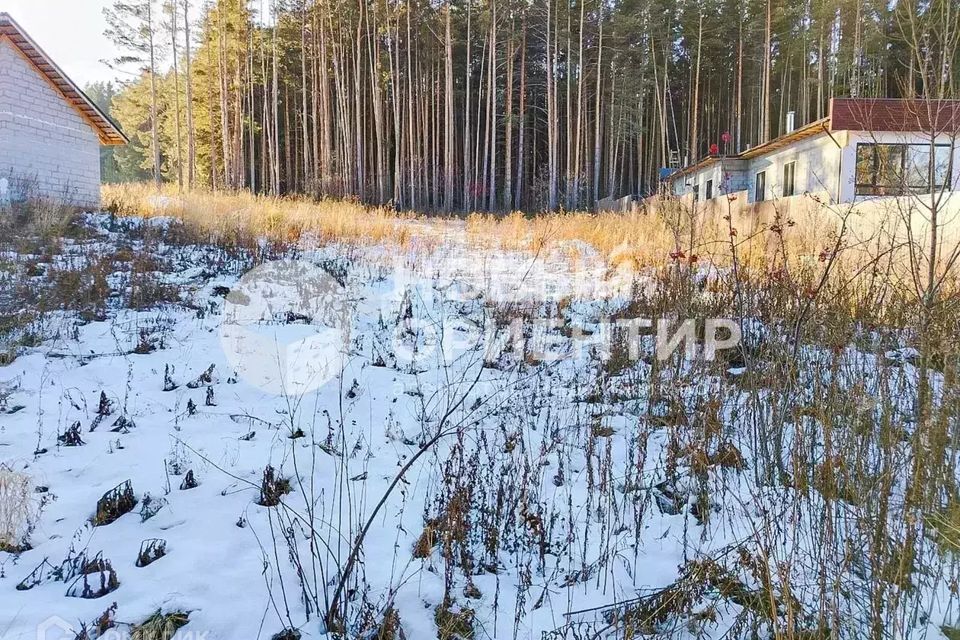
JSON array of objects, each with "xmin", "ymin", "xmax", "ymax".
[
  {"xmin": 755, "ymin": 171, "xmax": 766, "ymax": 202},
  {"xmin": 692, "ymin": 183, "xmax": 699, "ymax": 201},
  {"xmin": 705, "ymin": 180, "xmax": 714, "ymax": 200},
  {"xmin": 783, "ymin": 162, "xmax": 796, "ymax": 197},
  {"xmin": 855, "ymin": 142, "xmax": 952, "ymax": 196}
]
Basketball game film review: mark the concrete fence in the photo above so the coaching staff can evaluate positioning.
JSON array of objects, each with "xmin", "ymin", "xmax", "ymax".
[{"xmin": 639, "ymin": 189, "xmax": 960, "ymax": 256}]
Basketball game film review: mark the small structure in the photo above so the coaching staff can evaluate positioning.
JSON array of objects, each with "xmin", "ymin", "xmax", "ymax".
[
  {"xmin": 0, "ymin": 13, "xmax": 126, "ymax": 209},
  {"xmin": 668, "ymin": 98, "xmax": 960, "ymax": 205}
]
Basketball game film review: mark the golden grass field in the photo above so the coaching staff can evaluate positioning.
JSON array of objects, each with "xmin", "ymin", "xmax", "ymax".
[
  {"xmin": 102, "ymin": 182, "xmax": 960, "ymax": 300},
  {"xmin": 101, "ymin": 184, "xmax": 838, "ymax": 268}
]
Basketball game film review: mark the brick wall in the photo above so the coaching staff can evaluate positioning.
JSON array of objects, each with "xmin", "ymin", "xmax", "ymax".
[{"xmin": 0, "ymin": 38, "xmax": 101, "ymax": 208}]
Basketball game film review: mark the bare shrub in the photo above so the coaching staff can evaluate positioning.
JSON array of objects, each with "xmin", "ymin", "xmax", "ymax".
[
  {"xmin": 42, "ymin": 258, "xmax": 112, "ymax": 322},
  {"xmin": 257, "ymin": 465, "xmax": 292, "ymax": 507},
  {"xmin": 376, "ymin": 607, "xmax": 404, "ymax": 640},
  {"xmin": 0, "ymin": 177, "xmax": 80, "ymax": 239}
]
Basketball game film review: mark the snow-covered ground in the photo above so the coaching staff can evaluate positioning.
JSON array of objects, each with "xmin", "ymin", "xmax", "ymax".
[{"xmin": 1, "ymin": 213, "xmax": 956, "ymax": 640}]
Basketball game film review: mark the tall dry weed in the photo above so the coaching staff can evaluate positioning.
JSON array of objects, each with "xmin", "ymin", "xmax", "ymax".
[{"xmin": 0, "ymin": 465, "xmax": 34, "ymax": 551}]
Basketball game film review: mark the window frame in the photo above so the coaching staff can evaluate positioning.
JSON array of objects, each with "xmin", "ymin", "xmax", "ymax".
[
  {"xmin": 705, "ymin": 179, "xmax": 714, "ymax": 200},
  {"xmin": 783, "ymin": 162, "xmax": 796, "ymax": 197},
  {"xmin": 755, "ymin": 171, "xmax": 766, "ymax": 202},
  {"xmin": 855, "ymin": 142, "xmax": 953, "ymax": 196}
]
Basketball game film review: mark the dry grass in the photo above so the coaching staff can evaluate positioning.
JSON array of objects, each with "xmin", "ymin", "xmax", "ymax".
[
  {"xmin": 0, "ymin": 465, "xmax": 34, "ymax": 552},
  {"xmin": 0, "ymin": 184, "xmax": 82, "ymax": 241},
  {"xmin": 929, "ymin": 501, "xmax": 960, "ymax": 554},
  {"xmin": 465, "ymin": 208, "xmax": 683, "ymax": 270},
  {"xmin": 434, "ymin": 602, "xmax": 474, "ymax": 640},
  {"xmin": 106, "ymin": 183, "xmax": 952, "ymax": 296},
  {"xmin": 102, "ymin": 184, "xmax": 960, "ymax": 333},
  {"xmin": 130, "ymin": 611, "xmax": 189, "ymax": 640},
  {"xmin": 93, "ymin": 480, "xmax": 137, "ymax": 526},
  {"xmin": 102, "ymin": 183, "xmax": 416, "ymax": 247},
  {"xmin": 258, "ymin": 465, "xmax": 293, "ymax": 507},
  {"xmin": 103, "ymin": 183, "xmax": 836, "ymax": 272}
]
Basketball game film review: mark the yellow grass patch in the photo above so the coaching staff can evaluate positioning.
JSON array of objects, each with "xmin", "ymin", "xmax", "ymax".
[{"xmin": 102, "ymin": 183, "xmax": 960, "ymax": 296}]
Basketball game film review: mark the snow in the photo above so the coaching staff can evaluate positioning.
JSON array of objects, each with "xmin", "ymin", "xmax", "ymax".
[{"xmin": 0, "ymin": 213, "xmax": 956, "ymax": 640}]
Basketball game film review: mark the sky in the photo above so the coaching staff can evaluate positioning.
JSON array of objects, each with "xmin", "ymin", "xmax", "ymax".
[{"xmin": 0, "ymin": 0, "xmax": 120, "ymax": 88}]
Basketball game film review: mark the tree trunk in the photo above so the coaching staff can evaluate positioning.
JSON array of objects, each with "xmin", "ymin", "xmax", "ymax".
[
  {"xmin": 148, "ymin": 0, "xmax": 162, "ymax": 187},
  {"xmin": 169, "ymin": 0, "xmax": 184, "ymax": 191},
  {"xmin": 763, "ymin": 0, "xmax": 772, "ymax": 143},
  {"xmin": 462, "ymin": 0, "xmax": 473, "ymax": 211},
  {"xmin": 689, "ymin": 12, "xmax": 703, "ymax": 162},
  {"xmin": 592, "ymin": 2, "xmax": 602, "ymax": 206},
  {"xmin": 514, "ymin": 17, "xmax": 526, "ymax": 211},
  {"xmin": 503, "ymin": 12, "xmax": 514, "ymax": 211},
  {"xmin": 183, "ymin": 0, "xmax": 196, "ymax": 189},
  {"xmin": 571, "ymin": 0, "xmax": 585, "ymax": 210},
  {"xmin": 444, "ymin": 1, "xmax": 455, "ymax": 211},
  {"xmin": 546, "ymin": 0, "xmax": 558, "ymax": 211}
]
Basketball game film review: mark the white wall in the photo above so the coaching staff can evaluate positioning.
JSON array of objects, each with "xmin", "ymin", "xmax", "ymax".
[
  {"xmin": 744, "ymin": 132, "xmax": 843, "ymax": 203},
  {"xmin": 671, "ymin": 135, "xmax": 842, "ymax": 204},
  {"xmin": 840, "ymin": 131, "xmax": 960, "ymax": 204},
  {"xmin": 671, "ymin": 160, "xmax": 747, "ymax": 199},
  {"xmin": 0, "ymin": 37, "xmax": 102, "ymax": 208},
  {"xmin": 660, "ymin": 127, "xmax": 960, "ymax": 206}
]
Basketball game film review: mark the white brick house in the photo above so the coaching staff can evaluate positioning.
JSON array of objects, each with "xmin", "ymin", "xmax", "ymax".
[{"xmin": 0, "ymin": 13, "xmax": 126, "ymax": 209}]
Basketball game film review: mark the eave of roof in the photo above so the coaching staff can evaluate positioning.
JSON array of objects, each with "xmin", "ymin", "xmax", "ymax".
[
  {"xmin": 668, "ymin": 157, "xmax": 715, "ymax": 181},
  {"xmin": 0, "ymin": 13, "xmax": 128, "ymax": 146},
  {"xmin": 670, "ymin": 118, "xmax": 830, "ymax": 182},
  {"xmin": 669, "ymin": 156, "xmax": 732, "ymax": 181},
  {"xmin": 738, "ymin": 117, "xmax": 831, "ymax": 159}
]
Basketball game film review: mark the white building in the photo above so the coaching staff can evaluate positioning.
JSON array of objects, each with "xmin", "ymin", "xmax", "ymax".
[
  {"xmin": 0, "ymin": 13, "xmax": 126, "ymax": 209},
  {"xmin": 668, "ymin": 98, "xmax": 960, "ymax": 205}
]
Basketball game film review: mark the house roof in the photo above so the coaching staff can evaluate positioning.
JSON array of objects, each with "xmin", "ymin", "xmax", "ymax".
[
  {"xmin": 671, "ymin": 98, "xmax": 960, "ymax": 182},
  {"xmin": 831, "ymin": 98, "xmax": 960, "ymax": 133},
  {"xmin": 738, "ymin": 117, "xmax": 831, "ymax": 160},
  {"xmin": 0, "ymin": 12, "xmax": 127, "ymax": 146},
  {"xmin": 668, "ymin": 156, "xmax": 747, "ymax": 182},
  {"xmin": 667, "ymin": 157, "xmax": 720, "ymax": 181},
  {"xmin": 669, "ymin": 118, "xmax": 830, "ymax": 182}
]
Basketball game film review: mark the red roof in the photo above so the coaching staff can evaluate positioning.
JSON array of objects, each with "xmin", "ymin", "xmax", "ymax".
[{"xmin": 831, "ymin": 98, "xmax": 960, "ymax": 133}]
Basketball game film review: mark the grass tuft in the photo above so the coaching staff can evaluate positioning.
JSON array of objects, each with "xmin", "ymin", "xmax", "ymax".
[
  {"xmin": 434, "ymin": 602, "xmax": 474, "ymax": 640},
  {"xmin": 130, "ymin": 611, "xmax": 189, "ymax": 640}
]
